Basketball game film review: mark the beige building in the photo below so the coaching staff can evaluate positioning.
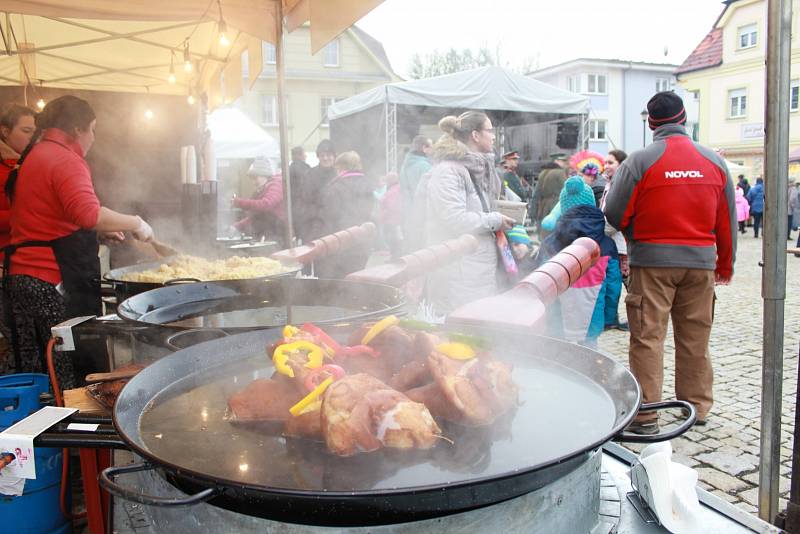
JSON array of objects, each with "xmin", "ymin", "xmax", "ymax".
[
  {"xmin": 237, "ymin": 25, "xmax": 400, "ymax": 160},
  {"xmin": 676, "ymin": 0, "xmax": 800, "ymax": 179}
]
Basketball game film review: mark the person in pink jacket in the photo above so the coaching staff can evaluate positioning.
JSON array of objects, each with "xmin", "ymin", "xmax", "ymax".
[
  {"xmin": 735, "ymin": 185, "xmax": 749, "ymax": 235},
  {"xmin": 233, "ymin": 157, "xmax": 286, "ymax": 245}
]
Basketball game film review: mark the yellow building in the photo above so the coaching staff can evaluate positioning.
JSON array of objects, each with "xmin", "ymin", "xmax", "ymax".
[
  {"xmin": 676, "ymin": 0, "xmax": 800, "ymax": 180},
  {"xmin": 237, "ymin": 25, "xmax": 400, "ymax": 160}
]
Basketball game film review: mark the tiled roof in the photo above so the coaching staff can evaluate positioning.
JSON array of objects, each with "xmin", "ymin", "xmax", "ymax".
[
  {"xmin": 676, "ymin": 28, "xmax": 723, "ymax": 75},
  {"xmin": 350, "ymin": 25, "xmax": 396, "ymax": 77}
]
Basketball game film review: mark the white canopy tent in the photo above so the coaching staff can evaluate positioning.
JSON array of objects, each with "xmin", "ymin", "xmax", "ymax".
[
  {"xmin": 327, "ymin": 66, "xmax": 590, "ymax": 174},
  {"xmin": 329, "ymin": 66, "xmax": 590, "ymax": 120},
  {"xmin": 208, "ymin": 107, "xmax": 279, "ymax": 160}
]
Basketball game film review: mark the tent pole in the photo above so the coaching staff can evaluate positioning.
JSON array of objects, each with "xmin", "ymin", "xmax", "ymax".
[
  {"xmin": 759, "ymin": 0, "xmax": 791, "ymax": 523},
  {"xmin": 275, "ymin": 0, "xmax": 293, "ymax": 246}
]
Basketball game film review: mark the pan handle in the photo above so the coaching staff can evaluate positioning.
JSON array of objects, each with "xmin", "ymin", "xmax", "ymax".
[
  {"xmin": 164, "ymin": 277, "xmax": 202, "ymax": 285},
  {"xmin": 613, "ymin": 400, "xmax": 696, "ymax": 443},
  {"xmin": 100, "ymin": 462, "xmax": 220, "ymax": 506},
  {"xmin": 165, "ymin": 328, "xmax": 230, "ymax": 351}
]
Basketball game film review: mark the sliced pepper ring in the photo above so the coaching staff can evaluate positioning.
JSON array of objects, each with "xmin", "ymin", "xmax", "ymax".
[
  {"xmin": 435, "ymin": 341, "xmax": 476, "ymax": 360},
  {"xmin": 303, "ymin": 364, "xmax": 346, "ymax": 392},
  {"xmin": 272, "ymin": 340, "xmax": 325, "ymax": 378},
  {"xmin": 290, "ymin": 376, "xmax": 334, "ymax": 416},
  {"xmin": 361, "ymin": 315, "xmax": 400, "ymax": 345}
]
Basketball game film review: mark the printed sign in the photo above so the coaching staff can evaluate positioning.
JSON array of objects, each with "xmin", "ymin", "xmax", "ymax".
[{"xmin": 741, "ymin": 123, "xmax": 764, "ymax": 139}]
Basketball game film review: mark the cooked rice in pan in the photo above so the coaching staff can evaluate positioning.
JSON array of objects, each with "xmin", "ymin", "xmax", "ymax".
[{"xmin": 122, "ymin": 255, "xmax": 290, "ymax": 283}]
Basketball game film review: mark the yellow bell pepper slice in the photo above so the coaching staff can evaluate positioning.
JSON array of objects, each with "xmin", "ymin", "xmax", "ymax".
[
  {"xmin": 283, "ymin": 325, "xmax": 300, "ymax": 339},
  {"xmin": 435, "ymin": 342, "xmax": 476, "ymax": 360},
  {"xmin": 361, "ymin": 315, "xmax": 400, "ymax": 345},
  {"xmin": 272, "ymin": 341, "xmax": 325, "ymax": 378},
  {"xmin": 289, "ymin": 376, "xmax": 334, "ymax": 416}
]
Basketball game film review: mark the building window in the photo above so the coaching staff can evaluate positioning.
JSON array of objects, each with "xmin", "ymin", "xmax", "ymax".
[
  {"xmin": 655, "ymin": 78, "xmax": 671, "ymax": 92},
  {"xmin": 792, "ymin": 80, "xmax": 799, "ymax": 111},
  {"xmin": 586, "ymin": 74, "xmax": 606, "ymax": 95},
  {"xmin": 262, "ymin": 42, "xmax": 276, "ymax": 65},
  {"xmin": 738, "ymin": 23, "xmax": 757, "ymax": 49},
  {"xmin": 588, "ymin": 119, "xmax": 607, "ymax": 140},
  {"xmin": 729, "ymin": 88, "xmax": 747, "ymax": 118},
  {"xmin": 320, "ymin": 97, "xmax": 342, "ymax": 126},
  {"xmin": 324, "ymin": 39, "xmax": 340, "ymax": 67},
  {"xmin": 567, "ymin": 75, "xmax": 580, "ymax": 93},
  {"xmin": 262, "ymin": 95, "xmax": 287, "ymax": 125}
]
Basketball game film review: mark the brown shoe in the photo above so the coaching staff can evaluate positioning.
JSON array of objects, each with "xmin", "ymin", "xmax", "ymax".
[{"xmin": 626, "ymin": 420, "xmax": 660, "ymax": 435}]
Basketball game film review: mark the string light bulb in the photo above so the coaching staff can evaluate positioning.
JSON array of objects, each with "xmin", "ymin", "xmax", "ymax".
[
  {"xmin": 36, "ymin": 98, "xmax": 45, "ymax": 110},
  {"xmin": 168, "ymin": 53, "xmax": 176, "ymax": 84},
  {"xmin": 218, "ymin": 20, "xmax": 230, "ymax": 48},
  {"xmin": 217, "ymin": 0, "xmax": 230, "ymax": 47},
  {"xmin": 183, "ymin": 41, "xmax": 193, "ymax": 73},
  {"xmin": 187, "ymin": 94, "xmax": 196, "ymax": 105},
  {"xmin": 144, "ymin": 108, "xmax": 153, "ymax": 120}
]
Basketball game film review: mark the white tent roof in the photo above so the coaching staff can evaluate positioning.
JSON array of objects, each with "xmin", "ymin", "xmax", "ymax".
[
  {"xmin": 208, "ymin": 107, "xmax": 279, "ymax": 159},
  {"xmin": 328, "ymin": 66, "xmax": 590, "ymax": 120}
]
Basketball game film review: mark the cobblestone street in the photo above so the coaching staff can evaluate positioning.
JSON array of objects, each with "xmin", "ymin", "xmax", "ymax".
[{"xmin": 598, "ymin": 233, "xmax": 800, "ymax": 516}]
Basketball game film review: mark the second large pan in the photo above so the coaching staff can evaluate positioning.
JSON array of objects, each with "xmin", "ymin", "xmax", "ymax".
[
  {"xmin": 101, "ymin": 323, "xmax": 693, "ymax": 526},
  {"xmin": 114, "ymin": 278, "xmax": 405, "ymax": 349},
  {"xmin": 104, "ymin": 255, "xmax": 302, "ymax": 302}
]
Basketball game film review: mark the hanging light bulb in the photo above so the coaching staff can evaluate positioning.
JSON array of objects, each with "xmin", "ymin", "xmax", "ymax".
[
  {"xmin": 217, "ymin": 0, "xmax": 230, "ymax": 47},
  {"xmin": 183, "ymin": 41, "xmax": 193, "ymax": 73},
  {"xmin": 168, "ymin": 53, "xmax": 176, "ymax": 84},
  {"xmin": 36, "ymin": 98, "xmax": 45, "ymax": 110},
  {"xmin": 144, "ymin": 108, "xmax": 154, "ymax": 120},
  {"xmin": 218, "ymin": 20, "xmax": 230, "ymax": 48},
  {"xmin": 187, "ymin": 94, "xmax": 196, "ymax": 105}
]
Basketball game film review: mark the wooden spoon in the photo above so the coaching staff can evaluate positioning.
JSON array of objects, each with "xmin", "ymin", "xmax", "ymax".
[
  {"xmin": 85, "ymin": 367, "xmax": 143, "ymax": 383},
  {"xmin": 150, "ymin": 239, "xmax": 180, "ymax": 258}
]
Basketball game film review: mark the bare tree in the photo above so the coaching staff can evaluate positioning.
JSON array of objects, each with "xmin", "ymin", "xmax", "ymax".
[{"xmin": 407, "ymin": 47, "xmax": 495, "ymax": 79}]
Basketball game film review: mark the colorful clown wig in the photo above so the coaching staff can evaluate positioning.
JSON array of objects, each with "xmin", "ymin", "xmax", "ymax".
[{"xmin": 569, "ymin": 150, "xmax": 605, "ymax": 176}]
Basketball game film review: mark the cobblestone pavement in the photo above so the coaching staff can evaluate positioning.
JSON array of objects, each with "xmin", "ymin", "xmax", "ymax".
[{"xmin": 598, "ymin": 233, "xmax": 800, "ymax": 516}]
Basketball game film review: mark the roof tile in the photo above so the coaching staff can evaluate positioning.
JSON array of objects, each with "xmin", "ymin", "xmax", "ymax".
[{"xmin": 676, "ymin": 28, "xmax": 723, "ymax": 75}]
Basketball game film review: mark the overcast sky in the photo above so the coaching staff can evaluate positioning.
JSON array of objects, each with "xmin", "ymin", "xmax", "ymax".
[{"xmin": 359, "ymin": 0, "xmax": 726, "ymax": 77}]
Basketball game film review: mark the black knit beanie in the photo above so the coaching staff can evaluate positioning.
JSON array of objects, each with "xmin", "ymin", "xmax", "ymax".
[{"xmin": 647, "ymin": 91, "xmax": 686, "ymax": 130}]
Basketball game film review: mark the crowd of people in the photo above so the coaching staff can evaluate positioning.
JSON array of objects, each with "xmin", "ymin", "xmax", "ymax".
[{"xmin": 0, "ymin": 89, "xmax": 764, "ymax": 437}]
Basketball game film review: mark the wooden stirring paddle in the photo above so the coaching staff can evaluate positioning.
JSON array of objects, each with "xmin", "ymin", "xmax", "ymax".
[
  {"xmin": 446, "ymin": 237, "xmax": 600, "ymax": 332},
  {"xmin": 149, "ymin": 239, "xmax": 180, "ymax": 257}
]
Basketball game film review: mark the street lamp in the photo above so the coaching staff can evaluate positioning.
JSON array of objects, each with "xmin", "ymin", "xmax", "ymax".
[{"xmin": 640, "ymin": 109, "xmax": 649, "ymax": 147}]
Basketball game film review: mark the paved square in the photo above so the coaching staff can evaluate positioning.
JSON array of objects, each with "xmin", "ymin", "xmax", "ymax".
[{"xmin": 598, "ymin": 232, "xmax": 800, "ymax": 516}]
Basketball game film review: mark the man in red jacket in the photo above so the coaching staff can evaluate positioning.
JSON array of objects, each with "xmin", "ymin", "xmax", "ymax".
[{"xmin": 604, "ymin": 91, "xmax": 737, "ymax": 435}]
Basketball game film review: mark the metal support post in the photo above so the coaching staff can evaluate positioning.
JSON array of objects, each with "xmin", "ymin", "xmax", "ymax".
[
  {"xmin": 385, "ymin": 102, "xmax": 397, "ymax": 175},
  {"xmin": 275, "ymin": 1, "xmax": 293, "ymax": 246},
  {"xmin": 759, "ymin": 0, "xmax": 792, "ymax": 523}
]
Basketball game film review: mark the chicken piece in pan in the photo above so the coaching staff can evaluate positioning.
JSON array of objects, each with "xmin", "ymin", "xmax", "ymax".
[
  {"xmin": 406, "ymin": 349, "xmax": 518, "ymax": 426},
  {"xmin": 321, "ymin": 373, "xmax": 441, "ymax": 457}
]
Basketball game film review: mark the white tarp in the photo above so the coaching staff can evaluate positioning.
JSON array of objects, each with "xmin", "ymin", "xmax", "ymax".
[
  {"xmin": 208, "ymin": 107, "xmax": 279, "ymax": 159},
  {"xmin": 328, "ymin": 65, "xmax": 589, "ymax": 120}
]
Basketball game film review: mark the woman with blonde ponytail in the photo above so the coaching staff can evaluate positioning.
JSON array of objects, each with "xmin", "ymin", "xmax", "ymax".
[{"xmin": 413, "ymin": 110, "xmax": 514, "ymax": 316}]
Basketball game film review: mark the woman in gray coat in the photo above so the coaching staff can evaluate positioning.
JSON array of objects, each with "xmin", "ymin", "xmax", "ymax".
[{"xmin": 416, "ymin": 111, "xmax": 514, "ymax": 316}]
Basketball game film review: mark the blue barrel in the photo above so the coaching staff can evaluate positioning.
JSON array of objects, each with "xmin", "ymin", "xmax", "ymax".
[{"xmin": 0, "ymin": 374, "xmax": 71, "ymax": 534}]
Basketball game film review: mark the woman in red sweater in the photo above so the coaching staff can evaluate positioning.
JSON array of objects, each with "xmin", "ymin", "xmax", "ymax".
[
  {"xmin": 4, "ymin": 95, "xmax": 155, "ymax": 388},
  {"xmin": 232, "ymin": 157, "xmax": 286, "ymax": 246},
  {"xmin": 0, "ymin": 104, "xmax": 35, "ymax": 375}
]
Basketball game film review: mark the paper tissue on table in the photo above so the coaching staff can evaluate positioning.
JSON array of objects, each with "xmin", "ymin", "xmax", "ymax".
[{"xmin": 630, "ymin": 441, "xmax": 703, "ymax": 534}]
